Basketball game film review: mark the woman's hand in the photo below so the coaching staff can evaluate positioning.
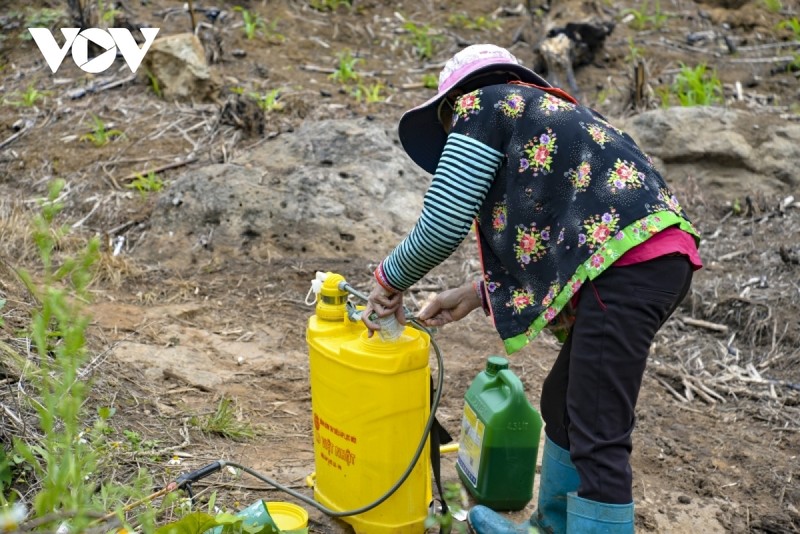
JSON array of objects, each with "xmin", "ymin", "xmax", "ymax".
[
  {"xmin": 362, "ymin": 284, "xmax": 405, "ymax": 337},
  {"xmin": 417, "ymin": 283, "xmax": 482, "ymax": 327}
]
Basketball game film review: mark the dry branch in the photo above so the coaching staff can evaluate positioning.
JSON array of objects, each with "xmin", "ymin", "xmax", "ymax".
[
  {"xmin": 679, "ymin": 316, "xmax": 729, "ymax": 333},
  {"xmin": 0, "ymin": 119, "xmax": 34, "ymax": 150},
  {"xmin": 116, "ymin": 157, "xmax": 198, "ymax": 187},
  {"xmin": 66, "ymin": 74, "xmax": 137, "ymax": 100}
]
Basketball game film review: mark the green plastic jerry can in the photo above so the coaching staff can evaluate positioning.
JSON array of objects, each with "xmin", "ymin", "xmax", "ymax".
[{"xmin": 456, "ymin": 356, "xmax": 543, "ymax": 511}]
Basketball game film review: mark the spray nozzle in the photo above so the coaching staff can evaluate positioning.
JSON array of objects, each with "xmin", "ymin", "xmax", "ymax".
[{"xmin": 305, "ymin": 271, "xmax": 329, "ymax": 306}]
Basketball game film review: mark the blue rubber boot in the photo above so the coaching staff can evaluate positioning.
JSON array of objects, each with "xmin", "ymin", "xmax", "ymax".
[
  {"xmin": 566, "ymin": 492, "xmax": 634, "ymax": 533},
  {"xmin": 468, "ymin": 436, "xmax": 579, "ymax": 534}
]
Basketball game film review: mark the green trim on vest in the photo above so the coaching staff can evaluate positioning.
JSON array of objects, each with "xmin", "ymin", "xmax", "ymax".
[{"xmin": 502, "ymin": 211, "xmax": 699, "ymax": 354}]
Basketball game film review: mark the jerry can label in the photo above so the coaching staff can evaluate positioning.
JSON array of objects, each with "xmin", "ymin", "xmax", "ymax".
[{"xmin": 457, "ymin": 402, "xmax": 484, "ymax": 487}]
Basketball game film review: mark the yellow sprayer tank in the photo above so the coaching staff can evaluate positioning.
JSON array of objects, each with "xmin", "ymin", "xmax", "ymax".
[{"xmin": 306, "ymin": 272, "xmax": 432, "ymax": 534}]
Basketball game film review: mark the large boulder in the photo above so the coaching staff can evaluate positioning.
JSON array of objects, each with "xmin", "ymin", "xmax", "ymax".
[
  {"xmin": 616, "ymin": 107, "xmax": 799, "ymax": 199},
  {"xmin": 142, "ymin": 118, "xmax": 429, "ymax": 267}
]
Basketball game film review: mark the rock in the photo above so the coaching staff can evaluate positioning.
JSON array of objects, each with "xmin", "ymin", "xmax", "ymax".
[
  {"xmin": 140, "ymin": 33, "xmax": 219, "ymax": 101},
  {"xmin": 139, "ymin": 110, "xmax": 798, "ymax": 268},
  {"xmin": 616, "ymin": 107, "xmax": 799, "ymax": 199},
  {"xmin": 108, "ymin": 319, "xmax": 294, "ymax": 390},
  {"xmin": 142, "ymin": 118, "xmax": 428, "ymax": 266}
]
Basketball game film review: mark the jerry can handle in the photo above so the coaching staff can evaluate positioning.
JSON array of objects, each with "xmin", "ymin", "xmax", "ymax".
[{"xmin": 497, "ymin": 369, "xmax": 526, "ymax": 406}]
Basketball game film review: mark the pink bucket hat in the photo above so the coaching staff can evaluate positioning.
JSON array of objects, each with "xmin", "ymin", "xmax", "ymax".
[{"xmin": 398, "ymin": 44, "xmax": 550, "ymax": 174}]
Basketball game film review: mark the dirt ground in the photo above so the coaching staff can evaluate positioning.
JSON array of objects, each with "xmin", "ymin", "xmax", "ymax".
[{"xmin": 1, "ymin": 0, "xmax": 799, "ymax": 533}]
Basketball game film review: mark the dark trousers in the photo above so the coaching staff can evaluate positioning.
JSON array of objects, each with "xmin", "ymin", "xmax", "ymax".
[{"xmin": 540, "ymin": 255, "xmax": 693, "ymax": 504}]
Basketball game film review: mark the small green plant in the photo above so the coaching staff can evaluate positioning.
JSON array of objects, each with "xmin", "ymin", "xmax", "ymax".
[
  {"xmin": 624, "ymin": 37, "xmax": 644, "ymax": 63},
  {"xmin": 329, "ymin": 49, "xmax": 361, "ymax": 84},
  {"xmin": 668, "ymin": 62, "xmax": 724, "ymax": 107},
  {"xmin": 249, "ymin": 88, "xmax": 284, "ymax": 112},
  {"xmin": 622, "ymin": 0, "xmax": 669, "ymax": 31},
  {"xmin": 20, "ymin": 8, "xmax": 63, "ymax": 39},
  {"xmin": 146, "ymin": 70, "xmax": 162, "ymax": 98},
  {"xmin": 762, "ymin": 0, "xmax": 783, "ymax": 13},
  {"xmin": 403, "ymin": 21, "xmax": 445, "ymax": 60},
  {"xmin": 4, "ymin": 180, "xmax": 159, "ymax": 532},
  {"xmin": 778, "ymin": 17, "xmax": 800, "ymax": 37},
  {"xmin": 234, "ymin": 6, "xmax": 266, "ymax": 40},
  {"xmin": 0, "ymin": 184, "xmax": 174, "ymax": 531},
  {"xmin": 264, "ymin": 18, "xmax": 285, "ymax": 43},
  {"xmin": 127, "ymin": 171, "xmax": 165, "ymax": 199},
  {"xmin": 424, "ymin": 483, "xmax": 468, "ymax": 533},
  {"xmin": 352, "ymin": 81, "xmax": 386, "ymax": 104},
  {"xmin": 422, "ymin": 73, "xmax": 438, "ymax": 89},
  {"xmin": 157, "ymin": 501, "xmax": 281, "ymax": 534},
  {"xmin": 447, "ymin": 12, "xmax": 501, "ymax": 31},
  {"xmin": 97, "ymin": 0, "xmax": 121, "ymax": 24},
  {"xmin": 594, "ymin": 86, "xmax": 617, "ymax": 107},
  {"xmin": 80, "ymin": 115, "xmax": 124, "ymax": 147},
  {"xmin": 778, "ymin": 18, "xmax": 800, "ymax": 69},
  {"xmin": 309, "ymin": 0, "xmax": 352, "ymax": 11},
  {"xmin": 120, "ymin": 429, "xmax": 160, "ymax": 454},
  {"xmin": 190, "ymin": 397, "xmax": 255, "ymax": 441},
  {"xmin": 5, "ymin": 84, "xmax": 49, "ymax": 107}
]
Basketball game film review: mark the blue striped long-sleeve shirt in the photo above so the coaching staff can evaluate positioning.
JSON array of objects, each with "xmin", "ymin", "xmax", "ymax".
[{"xmin": 380, "ymin": 132, "xmax": 504, "ymax": 291}]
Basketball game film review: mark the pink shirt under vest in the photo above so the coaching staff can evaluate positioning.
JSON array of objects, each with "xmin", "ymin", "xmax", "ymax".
[
  {"xmin": 615, "ymin": 226, "xmax": 703, "ymax": 270},
  {"xmin": 569, "ymin": 227, "xmax": 702, "ymax": 310}
]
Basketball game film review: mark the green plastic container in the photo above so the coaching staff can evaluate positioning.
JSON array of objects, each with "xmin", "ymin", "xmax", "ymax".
[{"xmin": 456, "ymin": 356, "xmax": 543, "ymax": 511}]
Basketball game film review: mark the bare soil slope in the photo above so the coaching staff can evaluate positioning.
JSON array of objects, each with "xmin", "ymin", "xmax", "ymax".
[{"xmin": 1, "ymin": 1, "xmax": 799, "ymax": 532}]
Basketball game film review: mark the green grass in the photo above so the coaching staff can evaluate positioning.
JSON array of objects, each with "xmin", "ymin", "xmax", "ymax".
[
  {"xmin": 622, "ymin": 0, "xmax": 669, "ymax": 31},
  {"xmin": 402, "ymin": 21, "xmax": 445, "ymax": 60},
  {"xmin": 422, "ymin": 73, "xmax": 438, "ymax": 89},
  {"xmin": 762, "ymin": 0, "xmax": 783, "ymax": 13},
  {"xmin": 190, "ymin": 398, "xmax": 255, "ymax": 441},
  {"xmin": 19, "ymin": 8, "xmax": 63, "ymax": 40},
  {"xmin": 777, "ymin": 18, "xmax": 800, "ymax": 69},
  {"xmin": 329, "ymin": 49, "xmax": 361, "ymax": 84},
  {"xmin": 234, "ymin": 6, "xmax": 266, "ymax": 40},
  {"xmin": 662, "ymin": 63, "xmax": 724, "ymax": 107},
  {"xmin": 80, "ymin": 115, "xmax": 125, "ymax": 147},
  {"xmin": 778, "ymin": 17, "xmax": 800, "ymax": 37},
  {"xmin": 352, "ymin": 81, "xmax": 386, "ymax": 104},
  {"xmin": 309, "ymin": 0, "xmax": 352, "ymax": 11},
  {"xmin": 263, "ymin": 18, "xmax": 285, "ymax": 44},
  {"xmin": 4, "ymin": 84, "xmax": 49, "ymax": 107},
  {"xmin": 146, "ymin": 70, "xmax": 163, "ymax": 98},
  {"xmin": 0, "ymin": 180, "xmax": 160, "ymax": 532},
  {"xmin": 250, "ymin": 88, "xmax": 285, "ymax": 112},
  {"xmin": 446, "ymin": 12, "xmax": 501, "ymax": 31},
  {"xmin": 127, "ymin": 171, "xmax": 165, "ymax": 199},
  {"xmin": 625, "ymin": 37, "xmax": 644, "ymax": 63},
  {"xmin": 97, "ymin": 0, "xmax": 121, "ymax": 24}
]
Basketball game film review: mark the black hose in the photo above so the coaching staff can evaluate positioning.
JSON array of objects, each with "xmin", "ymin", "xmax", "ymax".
[{"xmin": 220, "ymin": 319, "xmax": 444, "ymax": 518}]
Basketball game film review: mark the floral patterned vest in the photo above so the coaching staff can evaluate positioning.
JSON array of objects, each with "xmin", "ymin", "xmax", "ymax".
[{"xmin": 448, "ymin": 82, "xmax": 700, "ymax": 353}]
